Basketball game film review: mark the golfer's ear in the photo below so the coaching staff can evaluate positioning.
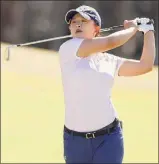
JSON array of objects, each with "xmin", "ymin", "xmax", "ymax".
[
  {"xmin": 96, "ymin": 26, "xmax": 100, "ymax": 31},
  {"xmin": 95, "ymin": 26, "xmax": 100, "ymax": 35}
]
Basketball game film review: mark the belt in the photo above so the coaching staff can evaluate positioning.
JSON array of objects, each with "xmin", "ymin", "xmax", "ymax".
[{"xmin": 64, "ymin": 118, "xmax": 121, "ymax": 139}]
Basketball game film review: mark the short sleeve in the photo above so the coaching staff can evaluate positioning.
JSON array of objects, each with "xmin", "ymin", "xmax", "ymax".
[
  {"xmin": 104, "ymin": 53, "xmax": 127, "ymax": 77},
  {"xmin": 58, "ymin": 38, "xmax": 84, "ymax": 64},
  {"xmin": 114, "ymin": 55, "xmax": 127, "ymax": 76}
]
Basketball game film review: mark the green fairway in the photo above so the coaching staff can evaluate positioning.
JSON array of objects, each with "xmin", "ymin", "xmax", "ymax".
[{"xmin": 1, "ymin": 43, "xmax": 158, "ymax": 163}]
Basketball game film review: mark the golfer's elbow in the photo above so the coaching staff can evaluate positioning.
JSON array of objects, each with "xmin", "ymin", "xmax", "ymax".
[
  {"xmin": 140, "ymin": 52, "xmax": 156, "ymax": 73},
  {"xmin": 140, "ymin": 61, "xmax": 154, "ymax": 73},
  {"xmin": 144, "ymin": 65, "xmax": 153, "ymax": 73}
]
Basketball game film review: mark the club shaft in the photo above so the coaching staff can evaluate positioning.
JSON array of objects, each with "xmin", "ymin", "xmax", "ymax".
[
  {"xmin": 100, "ymin": 25, "xmax": 124, "ymax": 32},
  {"xmin": 15, "ymin": 34, "xmax": 72, "ymax": 47},
  {"xmin": 11, "ymin": 25, "xmax": 124, "ymax": 47}
]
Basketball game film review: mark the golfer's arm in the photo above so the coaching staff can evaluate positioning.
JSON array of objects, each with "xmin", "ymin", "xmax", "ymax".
[
  {"xmin": 118, "ymin": 31, "xmax": 156, "ymax": 76},
  {"xmin": 140, "ymin": 31, "xmax": 156, "ymax": 69},
  {"xmin": 77, "ymin": 27, "xmax": 137, "ymax": 58}
]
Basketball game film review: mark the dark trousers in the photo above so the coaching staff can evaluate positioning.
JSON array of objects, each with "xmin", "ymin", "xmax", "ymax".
[{"xmin": 63, "ymin": 123, "xmax": 124, "ymax": 163}]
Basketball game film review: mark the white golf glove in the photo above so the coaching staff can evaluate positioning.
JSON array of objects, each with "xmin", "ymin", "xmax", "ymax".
[{"xmin": 133, "ymin": 17, "xmax": 154, "ymax": 34}]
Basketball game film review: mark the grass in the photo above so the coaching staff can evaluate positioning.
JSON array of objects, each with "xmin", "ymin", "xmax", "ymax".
[{"xmin": 1, "ymin": 42, "xmax": 158, "ymax": 163}]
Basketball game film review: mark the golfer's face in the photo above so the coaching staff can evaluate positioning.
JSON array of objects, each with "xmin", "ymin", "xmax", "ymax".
[{"xmin": 69, "ymin": 13, "xmax": 99, "ymax": 39}]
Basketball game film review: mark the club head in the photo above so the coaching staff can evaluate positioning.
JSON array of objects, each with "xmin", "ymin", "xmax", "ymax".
[{"xmin": 4, "ymin": 46, "xmax": 11, "ymax": 61}]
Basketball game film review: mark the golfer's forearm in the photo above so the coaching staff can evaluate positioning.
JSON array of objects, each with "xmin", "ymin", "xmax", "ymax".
[
  {"xmin": 78, "ymin": 27, "xmax": 138, "ymax": 58},
  {"xmin": 105, "ymin": 27, "xmax": 138, "ymax": 50},
  {"xmin": 140, "ymin": 31, "xmax": 156, "ymax": 69}
]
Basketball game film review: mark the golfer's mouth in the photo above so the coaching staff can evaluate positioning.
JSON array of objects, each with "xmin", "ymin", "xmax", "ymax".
[{"xmin": 76, "ymin": 29, "xmax": 83, "ymax": 33}]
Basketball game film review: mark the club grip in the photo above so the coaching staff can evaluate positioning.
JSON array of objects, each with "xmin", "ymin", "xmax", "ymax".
[{"xmin": 137, "ymin": 19, "xmax": 154, "ymax": 25}]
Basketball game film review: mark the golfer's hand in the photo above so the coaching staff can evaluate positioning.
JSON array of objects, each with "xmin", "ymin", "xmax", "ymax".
[
  {"xmin": 135, "ymin": 17, "xmax": 154, "ymax": 34},
  {"xmin": 124, "ymin": 18, "xmax": 154, "ymax": 34},
  {"xmin": 123, "ymin": 19, "xmax": 138, "ymax": 29}
]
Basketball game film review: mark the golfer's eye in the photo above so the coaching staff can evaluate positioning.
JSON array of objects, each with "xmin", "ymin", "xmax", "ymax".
[
  {"xmin": 71, "ymin": 20, "xmax": 76, "ymax": 24},
  {"xmin": 82, "ymin": 19, "xmax": 87, "ymax": 23}
]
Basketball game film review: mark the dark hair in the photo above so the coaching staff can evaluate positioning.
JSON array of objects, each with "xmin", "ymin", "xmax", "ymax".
[{"xmin": 95, "ymin": 31, "xmax": 101, "ymax": 37}]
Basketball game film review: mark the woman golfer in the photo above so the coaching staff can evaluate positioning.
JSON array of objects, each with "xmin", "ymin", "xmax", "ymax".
[{"xmin": 59, "ymin": 5, "xmax": 155, "ymax": 163}]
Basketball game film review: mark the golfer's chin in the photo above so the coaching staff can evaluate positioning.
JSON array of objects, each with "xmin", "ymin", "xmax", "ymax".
[{"xmin": 73, "ymin": 32, "xmax": 88, "ymax": 39}]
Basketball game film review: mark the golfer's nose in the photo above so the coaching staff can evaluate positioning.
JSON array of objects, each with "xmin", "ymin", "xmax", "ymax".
[
  {"xmin": 76, "ymin": 24, "xmax": 81, "ymax": 28},
  {"xmin": 76, "ymin": 21, "xmax": 82, "ymax": 27}
]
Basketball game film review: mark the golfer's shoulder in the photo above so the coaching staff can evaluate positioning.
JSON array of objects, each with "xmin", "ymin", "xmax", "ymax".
[
  {"xmin": 59, "ymin": 38, "xmax": 84, "ymax": 52},
  {"xmin": 59, "ymin": 38, "xmax": 84, "ymax": 53}
]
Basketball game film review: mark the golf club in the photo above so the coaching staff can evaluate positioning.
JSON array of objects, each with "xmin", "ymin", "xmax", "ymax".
[{"xmin": 4, "ymin": 19, "xmax": 154, "ymax": 61}]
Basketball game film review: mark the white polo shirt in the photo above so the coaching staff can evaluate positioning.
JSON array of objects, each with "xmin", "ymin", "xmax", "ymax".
[{"xmin": 59, "ymin": 38, "xmax": 125, "ymax": 132}]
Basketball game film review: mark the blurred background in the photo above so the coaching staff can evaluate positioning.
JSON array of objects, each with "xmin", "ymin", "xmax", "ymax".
[
  {"xmin": 1, "ymin": 0, "xmax": 158, "ymax": 63},
  {"xmin": 1, "ymin": 1, "xmax": 158, "ymax": 163}
]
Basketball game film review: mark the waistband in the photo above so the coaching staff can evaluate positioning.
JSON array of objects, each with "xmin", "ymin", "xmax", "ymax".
[{"xmin": 64, "ymin": 118, "xmax": 121, "ymax": 139}]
